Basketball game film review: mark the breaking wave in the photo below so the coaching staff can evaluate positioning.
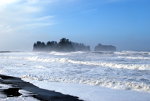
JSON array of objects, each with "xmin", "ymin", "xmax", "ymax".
[
  {"xmin": 26, "ymin": 56, "xmax": 150, "ymax": 70},
  {"xmin": 115, "ymin": 51, "xmax": 150, "ymax": 56},
  {"xmin": 22, "ymin": 74, "xmax": 150, "ymax": 92},
  {"xmin": 0, "ymin": 51, "xmax": 150, "ymax": 93}
]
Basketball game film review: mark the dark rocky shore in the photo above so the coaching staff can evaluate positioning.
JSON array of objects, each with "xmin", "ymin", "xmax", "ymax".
[{"xmin": 0, "ymin": 74, "xmax": 83, "ymax": 101}]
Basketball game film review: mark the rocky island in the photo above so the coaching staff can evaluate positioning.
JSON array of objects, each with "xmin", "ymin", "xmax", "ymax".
[
  {"xmin": 94, "ymin": 43, "xmax": 116, "ymax": 51},
  {"xmin": 33, "ymin": 38, "xmax": 90, "ymax": 52}
]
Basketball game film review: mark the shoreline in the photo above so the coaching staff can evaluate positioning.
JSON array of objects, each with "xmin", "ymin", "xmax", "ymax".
[
  {"xmin": 0, "ymin": 74, "xmax": 82, "ymax": 101},
  {"xmin": 24, "ymin": 79, "xmax": 150, "ymax": 101}
]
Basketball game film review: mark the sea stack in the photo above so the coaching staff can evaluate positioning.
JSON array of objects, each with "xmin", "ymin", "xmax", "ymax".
[{"xmin": 94, "ymin": 43, "xmax": 116, "ymax": 51}]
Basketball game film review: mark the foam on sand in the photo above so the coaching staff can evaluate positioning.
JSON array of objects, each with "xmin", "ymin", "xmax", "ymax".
[{"xmin": 23, "ymin": 79, "xmax": 150, "ymax": 101}]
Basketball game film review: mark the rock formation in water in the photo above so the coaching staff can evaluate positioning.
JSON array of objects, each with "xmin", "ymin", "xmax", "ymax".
[
  {"xmin": 94, "ymin": 43, "xmax": 116, "ymax": 51},
  {"xmin": 33, "ymin": 38, "xmax": 90, "ymax": 52}
]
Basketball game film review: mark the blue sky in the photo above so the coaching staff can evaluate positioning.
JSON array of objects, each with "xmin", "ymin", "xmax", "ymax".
[{"xmin": 0, "ymin": 0, "xmax": 150, "ymax": 51}]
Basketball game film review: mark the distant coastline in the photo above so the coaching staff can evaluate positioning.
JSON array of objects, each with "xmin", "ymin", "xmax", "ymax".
[
  {"xmin": 0, "ymin": 51, "xmax": 23, "ymax": 53},
  {"xmin": 0, "ymin": 51, "xmax": 11, "ymax": 53}
]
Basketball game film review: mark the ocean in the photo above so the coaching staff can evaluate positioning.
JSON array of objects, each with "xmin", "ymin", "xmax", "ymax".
[{"xmin": 0, "ymin": 51, "xmax": 150, "ymax": 93}]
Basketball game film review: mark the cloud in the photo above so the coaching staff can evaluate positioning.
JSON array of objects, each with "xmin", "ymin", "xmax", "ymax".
[
  {"xmin": 0, "ymin": 0, "xmax": 127, "ymax": 35},
  {"xmin": 0, "ymin": 0, "xmax": 56, "ymax": 35},
  {"xmin": 0, "ymin": 0, "xmax": 18, "ymax": 6},
  {"xmin": 0, "ymin": 0, "xmax": 80, "ymax": 50},
  {"xmin": 0, "ymin": 0, "xmax": 80, "ymax": 33}
]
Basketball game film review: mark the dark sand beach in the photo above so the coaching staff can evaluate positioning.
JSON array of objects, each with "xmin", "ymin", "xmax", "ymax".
[{"xmin": 0, "ymin": 74, "xmax": 83, "ymax": 101}]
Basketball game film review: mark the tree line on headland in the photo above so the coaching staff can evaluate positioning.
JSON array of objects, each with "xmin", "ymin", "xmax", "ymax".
[{"xmin": 33, "ymin": 38, "xmax": 116, "ymax": 52}]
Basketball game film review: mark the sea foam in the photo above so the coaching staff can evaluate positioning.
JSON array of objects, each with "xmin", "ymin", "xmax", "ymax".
[{"xmin": 0, "ymin": 51, "xmax": 150, "ymax": 93}]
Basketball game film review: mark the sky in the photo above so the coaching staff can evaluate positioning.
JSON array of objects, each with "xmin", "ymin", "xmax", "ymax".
[{"xmin": 0, "ymin": 0, "xmax": 150, "ymax": 51}]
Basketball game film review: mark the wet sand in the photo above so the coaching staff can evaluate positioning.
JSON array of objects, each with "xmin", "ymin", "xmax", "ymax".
[{"xmin": 0, "ymin": 74, "xmax": 83, "ymax": 101}]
